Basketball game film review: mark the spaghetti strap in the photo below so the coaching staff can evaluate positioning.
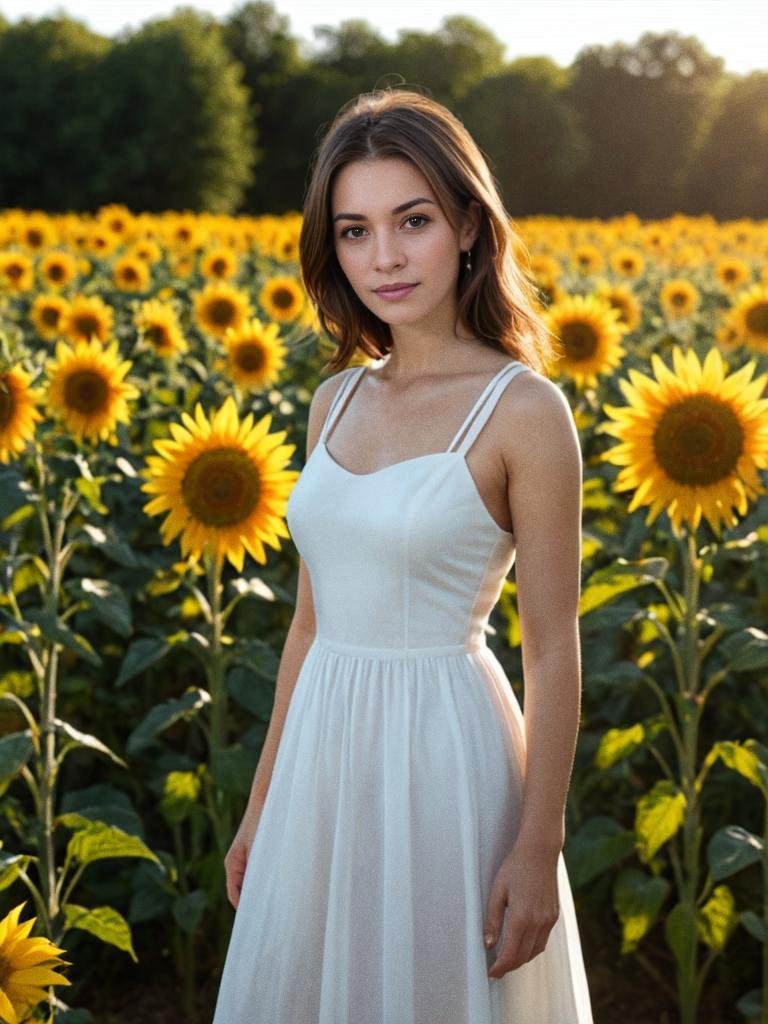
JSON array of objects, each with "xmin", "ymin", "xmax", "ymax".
[
  {"xmin": 448, "ymin": 361, "xmax": 531, "ymax": 457},
  {"xmin": 320, "ymin": 365, "xmax": 367, "ymax": 443}
]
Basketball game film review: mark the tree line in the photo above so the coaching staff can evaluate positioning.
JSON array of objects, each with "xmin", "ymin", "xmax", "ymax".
[{"xmin": 0, "ymin": 3, "xmax": 765, "ymax": 219}]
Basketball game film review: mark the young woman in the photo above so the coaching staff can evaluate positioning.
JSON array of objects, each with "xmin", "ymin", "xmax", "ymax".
[{"xmin": 212, "ymin": 87, "xmax": 593, "ymax": 1023}]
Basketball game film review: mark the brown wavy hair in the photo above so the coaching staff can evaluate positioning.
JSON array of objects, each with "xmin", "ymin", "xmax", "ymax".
[{"xmin": 299, "ymin": 86, "xmax": 556, "ymax": 376}]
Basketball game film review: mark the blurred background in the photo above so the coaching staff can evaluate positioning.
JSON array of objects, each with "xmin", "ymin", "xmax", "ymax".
[{"xmin": 1, "ymin": 0, "xmax": 766, "ymax": 218}]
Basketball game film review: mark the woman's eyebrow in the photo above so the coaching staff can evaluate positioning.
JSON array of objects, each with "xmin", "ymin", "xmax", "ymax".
[{"xmin": 332, "ymin": 197, "xmax": 436, "ymax": 223}]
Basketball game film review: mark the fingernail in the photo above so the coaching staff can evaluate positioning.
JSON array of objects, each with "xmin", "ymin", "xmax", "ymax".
[{"xmin": 484, "ymin": 933, "xmax": 493, "ymax": 947}]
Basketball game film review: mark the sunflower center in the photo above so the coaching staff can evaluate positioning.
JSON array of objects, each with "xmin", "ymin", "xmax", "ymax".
[
  {"xmin": 212, "ymin": 258, "xmax": 227, "ymax": 275},
  {"xmin": 42, "ymin": 306, "xmax": 61, "ymax": 326},
  {"xmin": 181, "ymin": 447, "xmax": 260, "ymax": 527},
  {"xmin": 64, "ymin": 370, "xmax": 109, "ymax": 414},
  {"xmin": 671, "ymin": 291, "xmax": 687, "ymax": 306},
  {"xmin": 147, "ymin": 325, "xmax": 168, "ymax": 347},
  {"xmin": 0, "ymin": 377, "xmax": 15, "ymax": 427},
  {"xmin": 235, "ymin": 343, "xmax": 264, "ymax": 373},
  {"xmin": 75, "ymin": 314, "xmax": 101, "ymax": 338},
  {"xmin": 561, "ymin": 319, "xmax": 598, "ymax": 360},
  {"xmin": 654, "ymin": 394, "xmax": 743, "ymax": 486},
  {"xmin": 273, "ymin": 287, "xmax": 294, "ymax": 310},
  {"xmin": 49, "ymin": 264, "xmax": 65, "ymax": 281},
  {"xmin": 745, "ymin": 301, "xmax": 768, "ymax": 337},
  {"xmin": 209, "ymin": 299, "xmax": 236, "ymax": 326}
]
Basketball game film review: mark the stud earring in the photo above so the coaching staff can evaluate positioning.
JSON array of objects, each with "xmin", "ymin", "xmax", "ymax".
[{"xmin": 464, "ymin": 249, "xmax": 472, "ymax": 271}]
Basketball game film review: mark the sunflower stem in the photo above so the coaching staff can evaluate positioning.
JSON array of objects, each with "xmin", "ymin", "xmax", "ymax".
[{"xmin": 675, "ymin": 529, "xmax": 704, "ymax": 1024}]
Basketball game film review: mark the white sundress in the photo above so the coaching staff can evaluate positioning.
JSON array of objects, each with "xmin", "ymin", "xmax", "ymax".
[{"xmin": 211, "ymin": 358, "xmax": 594, "ymax": 1023}]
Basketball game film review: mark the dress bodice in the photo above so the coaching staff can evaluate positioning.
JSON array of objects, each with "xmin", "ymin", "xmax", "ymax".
[{"xmin": 285, "ymin": 360, "xmax": 532, "ymax": 655}]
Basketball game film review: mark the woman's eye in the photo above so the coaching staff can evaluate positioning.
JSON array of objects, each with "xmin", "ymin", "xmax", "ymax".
[{"xmin": 340, "ymin": 215, "xmax": 430, "ymax": 239}]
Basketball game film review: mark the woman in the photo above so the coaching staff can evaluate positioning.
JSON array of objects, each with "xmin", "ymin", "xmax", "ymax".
[{"xmin": 212, "ymin": 87, "xmax": 593, "ymax": 1023}]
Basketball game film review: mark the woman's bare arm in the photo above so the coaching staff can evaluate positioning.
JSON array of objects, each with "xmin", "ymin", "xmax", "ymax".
[{"xmin": 501, "ymin": 372, "xmax": 584, "ymax": 855}]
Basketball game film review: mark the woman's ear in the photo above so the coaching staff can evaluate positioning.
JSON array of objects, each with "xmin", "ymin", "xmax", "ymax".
[{"xmin": 459, "ymin": 200, "xmax": 482, "ymax": 250}]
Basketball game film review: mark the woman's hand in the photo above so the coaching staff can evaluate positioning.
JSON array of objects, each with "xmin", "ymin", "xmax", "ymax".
[
  {"xmin": 483, "ymin": 841, "xmax": 561, "ymax": 980},
  {"xmin": 224, "ymin": 802, "xmax": 264, "ymax": 909}
]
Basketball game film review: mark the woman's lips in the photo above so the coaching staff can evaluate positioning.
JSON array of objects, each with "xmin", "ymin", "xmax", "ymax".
[{"xmin": 374, "ymin": 284, "xmax": 418, "ymax": 301}]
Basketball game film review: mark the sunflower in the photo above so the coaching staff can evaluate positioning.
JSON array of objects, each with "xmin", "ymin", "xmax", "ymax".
[
  {"xmin": 134, "ymin": 299, "xmax": 188, "ymax": 357},
  {"xmin": 0, "ymin": 901, "xmax": 72, "ymax": 1024},
  {"xmin": 659, "ymin": 278, "xmax": 701, "ymax": 320},
  {"xmin": 46, "ymin": 337, "xmax": 139, "ymax": 444},
  {"xmin": 85, "ymin": 223, "xmax": 121, "ymax": 259},
  {"xmin": 112, "ymin": 254, "xmax": 151, "ymax": 292},
  {"xmin": 714, "ymin": 256, "xmax": 751, "ymax": 293},
  {"xmin": 38, "ymin": 249, "xmax": 77, "ymax": 290},
  {"xmin": 125, "ymin": 238, "xmax": 162, "ymax": 265},
  {"xmin": 219, "ymin": 318, "xmax": 288, "ymax": 392},
  {"xmin": 594, "ymin": 280, "xmax": 643, "ymax": 333},
  {"xmin": 18, "ymin": 215, "xmax": 56, "ymax": 252},
  {"xmin": 727, "ymin": 283, "xmax": 768, "ymax": 354},
  {"xmin": 29, "ymin": 293, "xmax": 70, "ymax": 341},
  {"xmin": 192, "ymin": 281, "xmax": 253, "ymax": 340},
  {"xmin": 0, "ymin": 251, "xmax": 35, "ymax": 293},
  {"xmin": 609, "ymin": 246, "xmax": 646, "ymax": 279},
  {"xmin": 600, "ymin": 346, "xmax": 768, "ymax": 537},
  {"xmin": 570, "ymin": 244, "xmax": 604, "ymax": 276},
  {"xmin": 542, "ymin": 292, "xmax": 627, "ymax": 388},
  {"xmin": 96, "ymin": 202, "xmax": 135, "ymax": 239},
  {"xmin": 258, "ymin": 275, "xmax": 305, "ymax": 323},
  {"xmin": 200, "ymin": 246, "xmax": 239, "ymax": 280},
  {"xmin": 0, "ymin": 366, "xmax": 44, "ymax": 463},
  {"xmin": 141, "ymin": 396, "xmax": 299, "ymax": 572},
  {"xmin": 60, "ymin": 294, "xmax": 114, "ymax": 345}
]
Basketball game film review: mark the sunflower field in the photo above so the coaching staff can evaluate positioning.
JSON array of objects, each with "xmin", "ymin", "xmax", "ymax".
[{"xmin": 0, "ymin": 206, "xmax": 767, "ymax": 1024}]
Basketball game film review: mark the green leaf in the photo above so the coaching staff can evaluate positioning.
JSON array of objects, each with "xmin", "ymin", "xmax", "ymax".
[
  {"xmin": 720, "ymin": 627, "xmax": 768, "ymax": 672},
  {"xmin": 11, "ymin": 556, "xmax": 48, "ymax": 596},
  {"xmin": 172, "ymin": 889, "xmax": 208, "ymax": 935},
  {"xmin": 740, "ymin": 910, "xmax": 766, "ymax": 944},
  {"xmin": 595, "ymin": 723, "xmax": 645, "ymax": 769},
  {"xmin": 698, "ymin": 884, "xmax": 737, "ymax": 951},
  {"xmin": 227, "ymin": 664, "xmax": 275, "ymax": 718},
  {"xmin": 233, "ymin": 638, "xmax": 281, "ymax": 681},
  {"xmin": 72, "ymin": 578, "xmax": 133, "ymax": 637},
  {"xmin": 706, "ymin": 739, "xmax": 768, "ymax": 795},
  {"xmin": 0, "ymin": 730, "xmax": 35, "ymax": 780},
  {"xmin": 116, "ymin": 636, "xmax": 170, "ymax": 686},
  {"xmin": 707, "ymin": 825, "xmax": 763, "ymax": 881},
  {"xmin": 0, "ymin": 850, "xmax": 33, "ymax": 892},
  {"xmin": 665, "ymin": 900, "xmax": 698, "ymax": 972},
  {"xmin": 57, "ymin": 814, "xmax": 161, "ymax": 868},
  {"xmin": 210, "ymin": 742, "xmax": 259, "ymax": 795},
  {"xmin": 736, "ymin": 990, "xmax": 762, "ymax": 1017},
  {"xmin": 24, "ymin": 609, "xmax": 102, "ymax": 666},
  {"xmin": 635, "ymin": 780, "xmax": 686, "ymax": 861},
  {"xmin": 613, "ymin": 868, "xmax": 670, "ymax": 953},
  {"xmin": 63, "ymin": 903, "xmax": 138, "ymax": 963},
  {"xmin": 566, "ymin": 816, "xmax": 637, "ymax": 886},
  {"xmin": 579, "ymin": 557, "xmax": 669, "ymax": 616},
  {"xmin": 74, "ymin": 476, "xmax": 108, "ymax": 514},
  {"xmin": 0, "ymin": 464, "xmax": 36, "ymax": 524},
  {"xmin": 53, "ymin": 718, "xmax": 129, "ymax": 769},
  {"xmin": 79, "ymin": 522, "xmax": 140, "ymax": 567},
  {"xmin": 126, "ymin": 688, "xmax": 211, "ymax": 755}
]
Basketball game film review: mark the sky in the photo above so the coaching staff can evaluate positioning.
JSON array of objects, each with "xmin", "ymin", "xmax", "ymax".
[{"xmin": 2, "ymin": 0, "xmax": 766, "ymax": 75}]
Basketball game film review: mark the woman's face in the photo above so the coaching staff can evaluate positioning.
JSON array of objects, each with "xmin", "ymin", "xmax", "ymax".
[{"xmin": 331, "ymin": 156, "xmax": 478, "ymax": 330}]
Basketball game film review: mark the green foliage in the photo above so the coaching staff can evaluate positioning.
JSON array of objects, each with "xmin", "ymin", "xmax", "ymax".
[{"xmin": 0, "ymin": 10, "xmax": 255, "ymax": 213}]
